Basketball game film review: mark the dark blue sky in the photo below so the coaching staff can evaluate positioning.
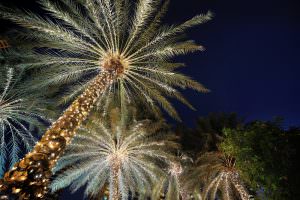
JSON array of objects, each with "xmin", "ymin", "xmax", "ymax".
[
  {"xmin": 1, "ymin": 0, "xmax": 300, "ymax": 198},
  {"xmin": 164, "ymin": 0, "xmax": 300, "ymax": 128}
]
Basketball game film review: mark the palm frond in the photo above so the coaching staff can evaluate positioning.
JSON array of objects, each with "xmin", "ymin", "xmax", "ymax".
[
  {"xmin": 51, "ymin": 111, "xmax": 177, "ymax": 198},
  {"xmin": 0, "ymin": 66, "xmax": 47, "ymax": 177}
]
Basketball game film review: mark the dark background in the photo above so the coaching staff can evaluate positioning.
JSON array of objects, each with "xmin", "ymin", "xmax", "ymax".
[
  {"xmin": 1, "ymin": 0, "xmax": 300, "ymax": 199},
  {"xmin": 165, "ymin": 0, "xmax": 300, "ymax": 128}
]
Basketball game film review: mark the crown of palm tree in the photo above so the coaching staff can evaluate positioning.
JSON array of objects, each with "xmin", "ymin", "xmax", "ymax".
[
  {"xmin": 0, "ymin": 67, "xmax": 45, "ymax": 177},
  {"xmin": 186, "ymin": 152, "xmax": 251, "ymax": 200},
  {"xmin": 152, "ymin": 152, "xmax": 194, "ymax": 200},
  {"xmin": 0, "ymin": 0, "xmax": 211, "ymax": 120},
  {"xmin": 51, "ymin": 112, "xmax": 178, "ymax": 199},
  {"xmin": 151, "ymin": 163, "xmax": 182, "ymax": 200}
]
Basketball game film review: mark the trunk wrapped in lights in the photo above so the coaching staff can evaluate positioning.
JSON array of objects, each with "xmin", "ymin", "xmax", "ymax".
[
  {"xmin": 0, "ymin": 71, "xmax": 117, "ymax": 199},
  {"xmin": 110, "ymin": 158, "xmax": 121, "ymax": 200}
]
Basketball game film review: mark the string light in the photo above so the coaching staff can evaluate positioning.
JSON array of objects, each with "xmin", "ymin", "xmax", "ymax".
[{"xmin": 0, "ymin": 40, "xmax": 9, "ymax": 49}]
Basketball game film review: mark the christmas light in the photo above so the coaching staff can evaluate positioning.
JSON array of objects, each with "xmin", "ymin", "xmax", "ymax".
[{"xmin": 0, "ymin": 40, "xmax": 9, "ymax": 49}]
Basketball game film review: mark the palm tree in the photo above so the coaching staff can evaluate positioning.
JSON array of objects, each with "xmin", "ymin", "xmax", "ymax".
[
  {"xmin": 50, "ymin": 112, "xmax": 178, "ymax": 200},
  {"xmin": 186, "ymin": 152, "xmax": 251, "ymax": 200},
  {"xmin": 177, "ymin": 113, "xmax": 244, "ymax": 157},
  {"xmin": 194, "ymin": 113, "xmax": 243, "ymax": 152},
  {"xmin": 0, "ymin": 67, "xmax": 45, "ymax": 177},
  {"xmin": 0, "ymin": 0, "xmax": 211, "ymax": 198},
  {"xmin": 152, "ymin": 161, "xmax": 183, "ymax": 200},
  {"xmin": 152, "ymin": 153, "xmax": 194, "ymax": 200}
]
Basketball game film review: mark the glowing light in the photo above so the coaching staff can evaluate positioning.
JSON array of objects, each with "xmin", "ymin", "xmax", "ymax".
[
  {"xmin": 51, "ymin": 117, "xmax": 175, "ymax": 199},
  {"xmin": 189, "ymin": 153, "xmax": 252, "ymax": 200}
]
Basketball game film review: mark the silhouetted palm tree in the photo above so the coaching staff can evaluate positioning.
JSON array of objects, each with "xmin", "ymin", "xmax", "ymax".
[{"xmin": 177, "ymin": 113, "xmax": 244, "ymax": 156}]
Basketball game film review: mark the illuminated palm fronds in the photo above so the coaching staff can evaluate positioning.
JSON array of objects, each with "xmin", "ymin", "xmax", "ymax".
[
  {"xmin": 0, "ymin": 67, "xmax": 45, "ymax": 177},
  {"xmin": 152, "ymin": 153, "xmax": 194, "ymax": 200},
  {"xmin": 51, "ymin": 112, "xmax": 178, "ymax": 199},
  {"xmin": 186, "ymin": 152, "xmax": 252, "ymax": 200}
]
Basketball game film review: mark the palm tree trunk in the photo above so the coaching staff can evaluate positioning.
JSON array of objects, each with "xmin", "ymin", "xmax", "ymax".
[
  {"xmin": 0, "ymin": 71, "xmax": 117, "ymax": 199},
  {"xmin": 111, "ymin": 163, "xmax": 120, "ymax": 200},
  {"xmin": 231, "ymin": 174, "xmax": 251, "ymax": 200}
]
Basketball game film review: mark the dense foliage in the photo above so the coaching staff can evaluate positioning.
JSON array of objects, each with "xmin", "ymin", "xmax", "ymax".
[{"xmin": 220, "ymin": 120, "xmax": 293, "ymax": 199}]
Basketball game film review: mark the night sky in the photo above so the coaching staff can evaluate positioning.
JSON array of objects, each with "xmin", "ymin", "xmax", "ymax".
[
  {"xmin": 164, "ymin": 0, "xmax": 300, "ymax": 128},
  {"xmin": 1, "ymin": 0, "xmax": 300, "ymax": 199}
]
